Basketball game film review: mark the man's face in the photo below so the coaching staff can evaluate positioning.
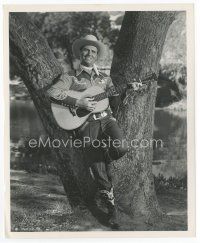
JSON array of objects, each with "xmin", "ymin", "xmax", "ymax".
[{"xmin": 80, "ymin": 45, "xmax": 98, "ymax": 67}]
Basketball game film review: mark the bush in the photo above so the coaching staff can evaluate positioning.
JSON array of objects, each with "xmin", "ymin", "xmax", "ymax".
[
  {"xmin": 154, "ymin": 173, "xmax": 187, "ymax": 193},
  {"xmin": 156, "ymin": 63, "xmax": 186, "ymax": 107}
]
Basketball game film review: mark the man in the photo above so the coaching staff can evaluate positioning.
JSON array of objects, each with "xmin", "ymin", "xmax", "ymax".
[{"xmin": 47, "ymin": 35, "xmax": 141, "ymax": 228}]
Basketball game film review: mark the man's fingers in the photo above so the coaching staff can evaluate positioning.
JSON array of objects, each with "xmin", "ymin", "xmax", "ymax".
[
  {"xmin": 133, "ymin": 83, "xmax": 139, "ymax": 90},
  {"xmin": 88, "ymin": 106, "xmax": 95, "ymax": 111},
  {"xmin": 84, "ymin": 93, "xmax": 93, "ymax": 98},
  {"xmin": 90, "ymin": 101, "xmax": 97, "ymax": 106},
  {"xmin": 133, "ymin": 82, "xmax": 143, "ymax": 90},
  {"xmin": 87, "ymin": 97, "xmax": 94, "ymax": 101}
]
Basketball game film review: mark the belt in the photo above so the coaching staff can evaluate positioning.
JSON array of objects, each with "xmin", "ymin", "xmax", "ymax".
[{"xmin": 89, "ymin": 110, "xmax": 110, "ymax": 121}]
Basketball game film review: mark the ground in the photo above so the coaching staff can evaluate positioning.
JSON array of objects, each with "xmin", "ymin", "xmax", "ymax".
[{"xmin": 10, "ymin": 170, "xmax": 187, "ymax": 232}]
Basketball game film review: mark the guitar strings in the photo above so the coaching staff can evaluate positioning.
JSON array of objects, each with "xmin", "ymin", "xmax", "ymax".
[{"xmin": 91, "ymin": 74, "xmax": 156, "ymax": 101}]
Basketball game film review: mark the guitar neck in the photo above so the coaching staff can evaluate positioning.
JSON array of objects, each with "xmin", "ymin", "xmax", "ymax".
[
  {"xmin": 93, "ymin": 73, "xmax": 157, "ymax": 102},
  {"xmin": 93, "ymin": 84, "xmax": 126, "ymax": 102}
]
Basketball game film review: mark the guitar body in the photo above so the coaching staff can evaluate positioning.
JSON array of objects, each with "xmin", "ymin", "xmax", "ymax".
[
  {"xmin": 51, "ymin": 73, "xmax": 157, "ymax": 130},
  {"xmin": 51, "ymin": 86, "xmax": 109, "ymax": 130}
]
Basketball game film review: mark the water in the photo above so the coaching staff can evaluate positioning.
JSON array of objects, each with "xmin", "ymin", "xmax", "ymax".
[
  {"xmin": 10, "ymin": 100, "xmax": 45, "ymax": 142},
  {"xmin": 10, "ymin": 100, "xmax": 187, "ymax": 179},
  {"xmin": 153, "ymin": 109, "xmax": 187, "ymax": 178}
]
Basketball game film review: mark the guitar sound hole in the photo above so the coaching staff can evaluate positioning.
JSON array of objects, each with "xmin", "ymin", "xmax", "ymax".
[{"xmin": 76, "ymin": 108, "xmax": 91, "ymax": 117}]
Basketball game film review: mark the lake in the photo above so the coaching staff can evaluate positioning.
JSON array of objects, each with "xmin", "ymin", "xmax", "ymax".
[{"xmin": 10, "ymin": 100, "xmax": 187, "ymax": 179}]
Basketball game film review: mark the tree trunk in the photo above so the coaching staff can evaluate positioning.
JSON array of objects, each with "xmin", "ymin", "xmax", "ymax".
[
  {"xmin": 65, "ymin": 35, "xmax": 75, "ymax": 71},
  {"xmin": 10, "ymin": 11, "xmax": 176, "ymax": 226},
  {"xmin": 110, "ymin": 11, "xmax": 176, "ymax": 223},
  {"xmin": 9, "ymin": 13, "xmax": 96, "ymax": 207}
]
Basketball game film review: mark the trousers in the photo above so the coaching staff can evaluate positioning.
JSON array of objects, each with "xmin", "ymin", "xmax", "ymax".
[{"xmin": 75, "ymin": 114, "xmax": 128, "ymax": 191}]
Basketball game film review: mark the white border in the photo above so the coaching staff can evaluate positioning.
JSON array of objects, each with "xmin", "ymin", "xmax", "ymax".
[{"xmin": 0, "ymin": 0, "xmax": 195, "ymax": 241}]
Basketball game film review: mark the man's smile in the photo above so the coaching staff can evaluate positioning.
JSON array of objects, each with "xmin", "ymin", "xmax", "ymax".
[{"xmin": 85, "ymin": 56, "xmax": 93, "ymax": 60}]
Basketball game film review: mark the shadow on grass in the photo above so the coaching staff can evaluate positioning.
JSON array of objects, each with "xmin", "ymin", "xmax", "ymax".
[
  {"xmin": 87, "ymin": 203, "xmax": 111, "ymax": 228},
  {"xmin": 10, "ymin": 170, "xmax": 187, "ymax": 231}
]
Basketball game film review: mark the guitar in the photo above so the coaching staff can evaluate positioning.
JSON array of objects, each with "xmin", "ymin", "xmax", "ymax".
[{"xmin": 51, "ymin": 73, "xmax": 157, "ymax": 130}]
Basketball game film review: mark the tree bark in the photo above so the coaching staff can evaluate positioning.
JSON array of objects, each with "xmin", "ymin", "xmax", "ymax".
[
  {"xmin": 110, "ymin": 11, "xmax": 176, "ymax": 222},
  {"xmin": 9, "ymin": 13, "xmax": 96, "ymax": 207},
  {"xmin": 10, "ymin": 11, "xmax": 176, "ymax": 225}
]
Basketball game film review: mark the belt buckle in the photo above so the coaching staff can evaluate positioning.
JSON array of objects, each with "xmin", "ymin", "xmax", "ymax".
[
  {"xmin": 93, "ymin": 111, "xmax": 107, "ymax": 120},
  {"xmin": 93, "ymin": 113, "xmax": 100, "ymax": 120},
  {"xmin": 102, "ymin": 111, "xmax": 107, "ymax": 117}
]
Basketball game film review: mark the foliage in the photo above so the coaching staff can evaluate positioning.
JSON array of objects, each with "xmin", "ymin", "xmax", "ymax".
[
  {"xmin": 115, "ymin": 15, "xmax": 124, "ymax": 25},
  {"xmin": 156, "ymin": 62, "xmax": 186, "ymax": 107},
  {"xmin": 160, "ymin": 63, "xmax": 186, "ymax": 86},
  {"xmin": 160, "ymin": 63, "xmax": 187, "ymax": 100},
  {"xmin": 154, "ymin": 174, "xmax": 187, "ymax": 193},
  {"xmin": 28, "ymin": 12, "xmax": 119, "ymax": 69},
  {"xmin": 161, "ymin": 12, "xmax": 186, "ymax": 66},
  {"xmin": 155, "ymin": 12, "xmax": 187, "ymax": 107},
  {"xmin": 10, "ymin": 12, "xmax": 187, "ymax": 108}
]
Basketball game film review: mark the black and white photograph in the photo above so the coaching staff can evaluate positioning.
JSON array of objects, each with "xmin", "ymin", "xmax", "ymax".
[{"xmin": 4, "ymin": 4, "xmax": 195, "ymax": 236}]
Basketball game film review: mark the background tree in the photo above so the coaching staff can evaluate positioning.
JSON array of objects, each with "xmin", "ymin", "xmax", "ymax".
[
  {"xmin": 9, "ymin": 11, "xmax": 177, "ymax": 229},
  {"xmin": 27, "ymin": 12, "xmax": 119, "ymax": 71}
]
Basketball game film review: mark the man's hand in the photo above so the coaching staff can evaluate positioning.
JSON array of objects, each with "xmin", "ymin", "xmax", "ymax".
[
  {"xmin": 129, "ymin": 79, "xmax": 143, "ymax": 91},
  {"xmin": 76, "ymin": 97, "xmax": 97, "ymax": 111}
]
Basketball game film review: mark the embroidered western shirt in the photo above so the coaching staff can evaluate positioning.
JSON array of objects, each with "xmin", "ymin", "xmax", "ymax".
[{"xmin": 47, "ymin": 65, "xmax": 121, "ymax": 116}]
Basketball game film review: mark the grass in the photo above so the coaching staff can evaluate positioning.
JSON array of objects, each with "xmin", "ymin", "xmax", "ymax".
[{"xmin": 10, "ymin": 170, "xmax": 187, "ymax": 232}]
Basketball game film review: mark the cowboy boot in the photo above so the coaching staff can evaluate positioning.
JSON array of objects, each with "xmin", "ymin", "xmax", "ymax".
[{"xmin": 99, "ymin": 188, "xmax": 120, "ymax": 229}]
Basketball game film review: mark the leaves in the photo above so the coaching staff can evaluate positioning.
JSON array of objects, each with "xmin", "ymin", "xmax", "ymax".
[{"xmin": 28, "ymin": 12, "xmax": 119, "ymax": 51}]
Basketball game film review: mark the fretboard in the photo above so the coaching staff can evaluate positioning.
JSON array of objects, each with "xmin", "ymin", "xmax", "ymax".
[{"xmin": 93, "ymin": 84, "xmax": 127, "ymax": 102}]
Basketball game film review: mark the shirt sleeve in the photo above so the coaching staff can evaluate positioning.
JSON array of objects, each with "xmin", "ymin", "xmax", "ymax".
[{"xmin": 46, "ymin": 72, "xmax": 77, "ymax": 107}]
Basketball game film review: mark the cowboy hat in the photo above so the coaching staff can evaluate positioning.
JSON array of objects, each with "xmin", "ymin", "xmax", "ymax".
[{"xmin": 72, "ymin": 35, "xmax": 106, "ymax": 60}]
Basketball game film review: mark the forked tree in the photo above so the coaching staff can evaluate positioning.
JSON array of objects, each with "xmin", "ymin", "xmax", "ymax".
[{"xmin": 9, "ymin": 11, "xmax": 176, "ymax": 227}]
